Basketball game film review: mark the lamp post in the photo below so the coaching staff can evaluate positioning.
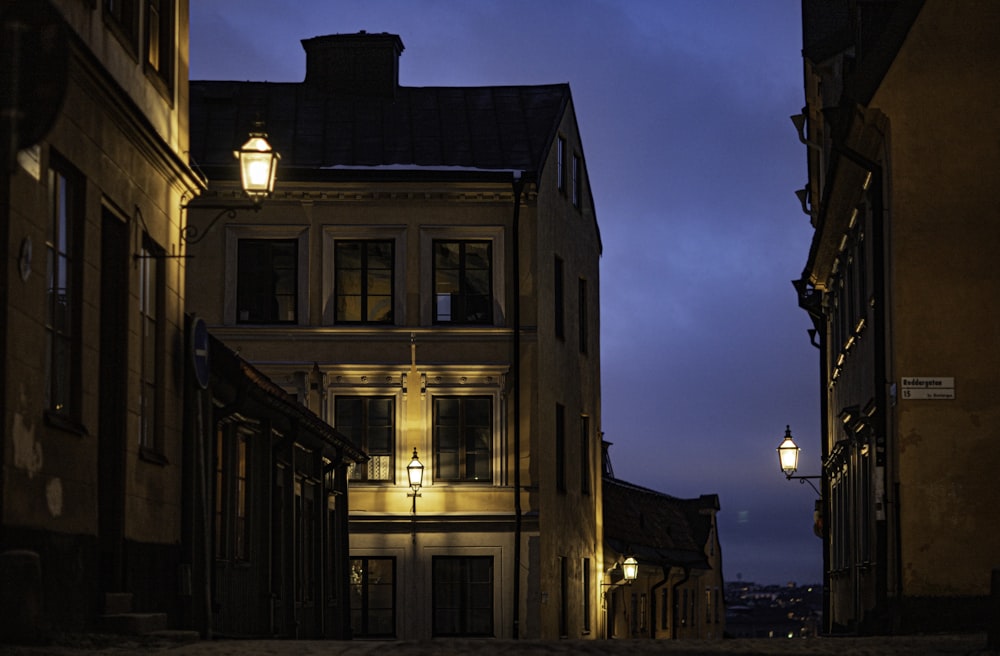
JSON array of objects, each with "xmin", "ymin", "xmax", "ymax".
[
  {"xmin": 776, "ymin": 425, "xmax": 821, "ymax": 496},
  {"xmin": 406, "ymin": 448, "xmax": 423, "ymax": 544},
  {"xmin": 406, "ymin": 447, "xmax": 424, "ymax": 512},
  {"xmin": 181, "ymin": 123, "xmax": 280, "ymax": 245}
]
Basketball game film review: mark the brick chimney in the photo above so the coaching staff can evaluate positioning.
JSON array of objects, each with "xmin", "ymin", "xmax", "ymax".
[{"xmin": 301, "ymin": 31, "xmax": 404, "ymax": 97}]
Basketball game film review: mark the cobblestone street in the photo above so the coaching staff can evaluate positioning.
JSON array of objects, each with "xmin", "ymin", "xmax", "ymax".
[{"xmin": 4, "ymin": 633, "xmax": 992, "ymax": 656}]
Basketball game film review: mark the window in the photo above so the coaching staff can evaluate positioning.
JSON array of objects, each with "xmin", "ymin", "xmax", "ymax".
[
  {"xmin": 334, "ymin": 240, "xmax": 394, "ymax": 324},
  {"xmin": 557, "ymin": 135, "xmax": 567, "ymax": 192},
  {"xmin": 350, "ymin": 557, "xmax": 396, "ymax": 637},
  {"xmin": 139, "ymin": 233, "xmax": 165, "ymax": 453},
  {"xmin": 215, "ymin": 426, "xmax": 251, "ymax": 561},
  {"xmin": 582, "ymin": 557, "xmax": 591, "ymax": 634},
  {"xmin": 661, "ymin": 589, "xmax": 668, "ymax": 630},
  {"xmin": 580, "ymin": 415, "xmax": 591, "ymax": 495},
  {"xmin": 433, "ymin": 396, "xmax": 492, "ymax": 482},
  {"xmin": 433, "ymin": 556, "xmax": 493, "ymax": 636},
  {"xmin": 554, "ymin": 256, "xmax": 564, "ymax": 339},
  {"xmin": 572, "ymin": 153, "xmax": 582, "ymax": 208},
  {"xmin": 335, "ymin": 396, "xmax": 394, "ymax": 482},
  {"xmin": 433, "ymin": 240, "xmax": 492, "ymax": 324},
  {"xmin": 104, "ymin": 0, "xmax": 138, "ymax": 52},
  {"xmin": 578, "ymin": 278, "xmax": 588, "ymax": 354},
  {"xmin": 559, "ymin": 556, "xmax": 568, "ymax": 637},
  {"xmin": 555, "ymin": 404, "xmax": 566, "ymax": 493},
  {"xmin": 145, "ymin": 0, "xmax": 174, "ymax": 94},
  {"xmin": 45, "ymin": 158, "xmax": 83, "ymax": 424},
  {"xmin": 237, "ymin": 239, "xmax": 298, "ymax": 324}
]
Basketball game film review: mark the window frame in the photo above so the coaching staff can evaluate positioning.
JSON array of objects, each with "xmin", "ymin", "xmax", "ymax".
[
  {"xmin": 420, "ymin": 226, "xmax": 505, "ymax": 327},
  {"xmin": 432, "ymin": 239, "xmax": 493, "ymax": 325},
  {"xmin": 557, "ymin": 135, "xmax": 567, "ymax": 193},
  {"xmin": 225, "ymin": 225, "xmax": 309, "ymax": 326},
  {"xmin": 572, "ymin": 153, "xmax": 583, "ymax": 209},
  {"xmin": 143, "ymin": 0, "xmax": 175, "ymax": 98},
  {"xmin": 104, "ymin": 0, "xmax": 139, "ymax": 55},
  {"xmin": 580, "ymin": 414, "xmax": 591, "ymax": 495},
  {"xmin": 45, "ymin": 155, "xmax": 85, "ymax": 429},
  {"xmin": 332, "ymin": 239, "xmax": 396, "ymax": 325},
  {"xmin": 323, "ymin": 226, "xmax": 405, "ymax": 325},
  {"xmin": 214, "ymin": 423, "xmax": 252, "ymax": 562},
  {"xmin": 555, "ymin": 403, "xmax": 566, "ymax": 493},
  {"xmin": 138, "ymin": 233, "xmax": 166, "ymax": 457},
  {"xmin": 578, "ymin": 278, "xmax": 589, "ymax": 354},
  {"xmin": 432, "ymin": 395, "xmax": 494, "ymax": 483},
  {"xmin": 334, "ymin": 395, "xmax": 396, "ymax": 483},
  {"xmin": 554, "ymin": 255, "xmax": 565, "ymax": 339},
  {"xmin": 432, "ymin": 556, "xmax": 494, "ymax": 637},
  {"xmin": 350, "ymin": 556, "xmax": 397, "ymax": 638}
]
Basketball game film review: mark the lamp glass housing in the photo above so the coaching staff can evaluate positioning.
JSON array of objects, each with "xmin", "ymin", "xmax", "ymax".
[
  {"xmin": 407, "ymin": 448, "xmax": 424, "ymax": 490},
  {"xmin": 622, "ymin": 556, "xmax": 638, "ymax": 582},
  {"xmin": 235, "ymin": 132, "xmax": 279, "ymax": 202},
  {"xmin": 777, "ymin": 426, "xmax": 800, "ymax": 476}
]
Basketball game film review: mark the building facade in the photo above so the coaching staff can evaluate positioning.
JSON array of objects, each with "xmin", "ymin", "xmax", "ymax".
[
  {"xmin": 602, "ymin": 446, "xmax": 724, "ymax": 640},
  {"xmin": 793, "ymin": 0, "xmax": 1000, "ymax": 634},
  {"xmin": 186, "ymin": 32, "xmax": 605, "ymax": 640},
  {"xmin": 1, "ymin": 0, "xmax": 202, "ymax": 636}
]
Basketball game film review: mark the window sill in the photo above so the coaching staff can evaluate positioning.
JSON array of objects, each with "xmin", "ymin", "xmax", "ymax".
[{"xmin": 44, "ymin": 411, "xmax": 88, "ymax": 437}]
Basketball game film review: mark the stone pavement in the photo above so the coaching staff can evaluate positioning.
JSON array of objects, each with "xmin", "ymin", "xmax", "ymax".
[{"xmin": 2, "ymin": 633, "xmax": 992, "ymax": 656}]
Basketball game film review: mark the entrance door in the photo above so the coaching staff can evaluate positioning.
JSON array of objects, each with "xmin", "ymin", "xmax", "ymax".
[{"xmin": 98, "ymin": 209, "xmax": 128, "ymax": 592}]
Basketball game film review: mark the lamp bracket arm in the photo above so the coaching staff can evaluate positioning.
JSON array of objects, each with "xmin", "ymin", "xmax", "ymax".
[{"xmin": 181, "ymin": 203, "xmax": 261, "ymax": 245}]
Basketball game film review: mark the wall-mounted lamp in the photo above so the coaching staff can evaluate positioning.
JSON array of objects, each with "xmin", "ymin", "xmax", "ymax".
[
  {"xmin": 602, "ymin": 556, "xmax": 639, "ymax": 589},
  {"xmin": 181, "ymin": 122, "xmax": 280, "ymax": 245},
  {"xmin": 790, "ymin": 113, "xmax": 822, "ymax": 151},
  {"xmin": 621, "ymin": 556, "xmax": 639, "ymax": 583},
  {"xmin": 795, "ymin": 187, "xmax": 815, "ymax": 218},
  {"xmin": 776, "ymin": 425, "xmax": 821, "ymax": 496}
]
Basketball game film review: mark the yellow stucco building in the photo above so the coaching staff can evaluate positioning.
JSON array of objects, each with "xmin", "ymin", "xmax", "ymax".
[
  {"xmin": 794, "ymin": 0, "xmax": 1000, "ymax": 634},
  {"xmin": 186, "ymin": 32, "xmax": 604, "ymax": 639}
]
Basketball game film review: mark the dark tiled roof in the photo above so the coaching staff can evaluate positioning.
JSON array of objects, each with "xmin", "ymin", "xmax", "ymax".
[
  {"xmin": 209, "ymin": 332, "xmax": 367, "ymax": 463},
  {"xmin": 603, "ymin": 477, "xmax": 715, "ymax": 570},
  {"xmin": 189, "ymin": 81, "xmax": 570, "ymax": 173}
]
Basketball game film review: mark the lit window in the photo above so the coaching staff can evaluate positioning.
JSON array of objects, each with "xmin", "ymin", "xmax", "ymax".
[
  {"xmin": 335, "ymin": 397, "xmax": 395, "ymax": 482},
  {"xmin": 145, "ymin": 0, "xmax": 174, "ymax": 94},
  {"xmin": 351, "ymin": 557, "xmax": 396, "ymax": 637}
]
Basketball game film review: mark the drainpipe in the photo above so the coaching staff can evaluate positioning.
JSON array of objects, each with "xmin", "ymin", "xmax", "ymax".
[
  {"xmin": 510, "ymin": 171, "xmax": 525, "ymax": 639},
  {"xmin": 649, "ymin": 566, "xmax": 670, "ymax": 638},
  {"xmin": 670, "ymin": 567, "xmax": 691, "ymax": 639}
]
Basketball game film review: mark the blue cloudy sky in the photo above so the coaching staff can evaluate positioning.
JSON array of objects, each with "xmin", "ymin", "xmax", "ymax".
[{"xmin": 190, "ymin": 0, "xmax": 821, "ymax": 586}]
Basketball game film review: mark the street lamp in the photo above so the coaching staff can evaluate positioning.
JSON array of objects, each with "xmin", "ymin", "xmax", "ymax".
[
  {"xmin": 235, "ymin": 124, "xmax": 280, "ymax": 204},
  {"xmin": 622, "ymin": 556, "xmax": 639, "ymax": 583},
  {"xmin": 777, "ymin": 425, "xmax": 800, "ymax": 476},
  {"xmin": 406, "ymin": 448, "xmax": 424, "ymax": 512},
  {"xmin": 776, "ymin": 425, "xmax": 821, "ymax": 496},
  {"xmin": 181, "ymin": 123, "xmax": 280, "ymax": 245}
]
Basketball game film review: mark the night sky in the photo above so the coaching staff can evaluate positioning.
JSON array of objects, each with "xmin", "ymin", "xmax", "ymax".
[{"xmin": 189, "ymin": 0, "xmax": 821, "ymax": 586}]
